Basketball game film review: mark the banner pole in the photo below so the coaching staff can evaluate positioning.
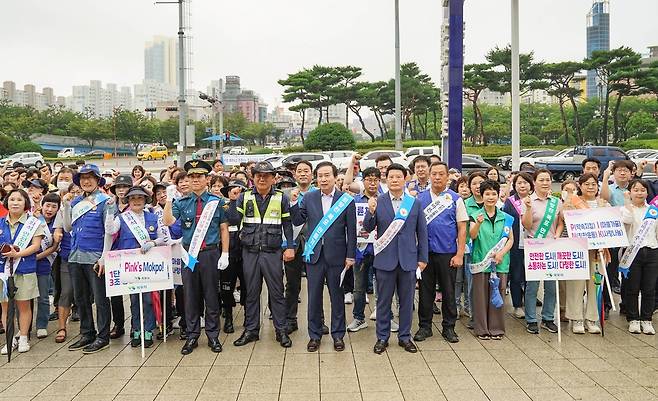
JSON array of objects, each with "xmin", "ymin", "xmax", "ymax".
[
  {"xmin": 140, "ymin": 292, "xmax": 145, "ymax": 359},
  {"xmin": 163, "ymin": 290, "xmax": 167, "ymax": 343},
  {"xmin": 555, "ymin": 280, "xmax": 561, "ymax": 344},
  {"xmin": 599, "ymin": 252, "xmax": 616, "ymax": 311}
]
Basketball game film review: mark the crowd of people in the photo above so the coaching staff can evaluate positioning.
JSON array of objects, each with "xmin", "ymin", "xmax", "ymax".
[{"xmin": 0, "ymin": 151, "xmax": 656, "ymax": 357}]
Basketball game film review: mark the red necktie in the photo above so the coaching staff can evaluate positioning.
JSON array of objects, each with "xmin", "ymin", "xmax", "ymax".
[{"xmin": 196, "ymin": 195, "xmax": 206, "ymax": 249}]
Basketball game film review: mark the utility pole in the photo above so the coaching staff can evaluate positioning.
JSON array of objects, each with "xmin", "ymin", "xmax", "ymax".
[
  {"xmin": 218, "ymin": 87, "xmax": 224, "ymax": 159},
  {"xmin": 510, "ymin": 0, "xmax": 521, "ymax": 171},
  {"xmin": 394, "ymin": 0, "xmax": 402, "ymax": 151}
]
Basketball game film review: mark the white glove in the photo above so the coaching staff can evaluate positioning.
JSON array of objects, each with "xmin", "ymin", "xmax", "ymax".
[
  {"xmin": 141, "ymin": 241, "xmax": 155, "ymax": 254},
  {"xmin": 217, "ymin": 253, "xmax": 229, "ymax": 270},
  {"xmin": 166, "ymin": 185, "xmax": 178, "ymax": 202},
  {"xmin": 416, "ymin": 267, "xmax": 422, "ymax": 280}
]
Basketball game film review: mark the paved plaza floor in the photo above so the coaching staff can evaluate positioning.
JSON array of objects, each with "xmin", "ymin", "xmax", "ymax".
[{"xmin": 0, "ymin": 289, "xmax": 657, "ymax": 401}]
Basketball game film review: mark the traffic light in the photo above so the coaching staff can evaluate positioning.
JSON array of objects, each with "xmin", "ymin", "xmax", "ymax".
[
  {"xmin": 144, "ymin": 107, "xmax": 156, "ymax": 112},
  {"xmin": 165, "ymin": 107, "xmax": 178, "ymax": 112}
]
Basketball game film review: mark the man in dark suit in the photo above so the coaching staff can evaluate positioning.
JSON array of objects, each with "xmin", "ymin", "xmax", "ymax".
[
  {"xmin": 291, "ymin": 161, "xmax": 357, "ymax": 352},
  {"xmin": 363, "ymin": 163, "xmax": 428, "ymax": 354}
]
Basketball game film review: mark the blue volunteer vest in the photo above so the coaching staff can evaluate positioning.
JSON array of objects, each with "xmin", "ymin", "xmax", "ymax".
[
  {"xmin": 59, "ymin": 231, "xmax": 72, "ymax": 260},
  {"xmin": 116, "ymin": 212, "xmax": 159, "ymax": 251},
  {"xmin": 418, "ymin": 189, "xmax": 460, "ymax": 254},
  {"xmin": 0, "ymin": 217, "xmax": 38, "ymax": 275},
  {"xmin": 36, "ymin": 219, "xmax": 56, "ymax": 276},
  {"xmin": 71, "ymin": 195, "xmax": 107, "ymax": 253}
]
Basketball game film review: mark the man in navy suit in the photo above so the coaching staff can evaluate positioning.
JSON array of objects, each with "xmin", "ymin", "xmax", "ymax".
[
  {"xmin": 363, "ymin": 163, "xmax": 428, "ymax": 354},
  {"xmin": 291, "ymin": 161, "xmax": 357, "ymax": 352}
]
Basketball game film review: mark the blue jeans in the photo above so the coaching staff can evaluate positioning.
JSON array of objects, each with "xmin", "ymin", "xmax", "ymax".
[
  {"xmin": 353, "ymin": 254, "xmax": 374, "ymax": 321},
  {"xmin": 70, "ymin": 262, "xmax": 111, "ymax": 342},
  {"xmin": 524, "ymin": 280, "xmax": 556, "ymax": 324},
  {"xmin": 130, "ymin": 293, "xmax": 156, "ymax": 333},
  {"xmin": 456, "ymin": 254, "xmax": 473, "ymax": 314},
  {"xmin": 36, "ymin": 274, "xmax": 51, "ymax": 329}
]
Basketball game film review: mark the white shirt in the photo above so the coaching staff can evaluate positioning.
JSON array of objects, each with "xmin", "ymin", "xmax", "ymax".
[
  {"xmin": 429, "ymin": 189, "xmax": 469, "ymax": 222},
  {"xmin": 105, "ymin": 210, "xmax": 166, "ymax": 246},
  {"xmin": 389, "ymin": 192, "xmax": 404, "ymax": 213},
  {"xmin": 621, "ymin": 204, "xmax": 658, "ymax": 249},
  {"xmin": 321, "ymin": 189, "xmax": 335, "ymax": 215}
]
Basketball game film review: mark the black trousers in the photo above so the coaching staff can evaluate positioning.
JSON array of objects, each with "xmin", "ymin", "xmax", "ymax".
[
  {"xmin": 285, "ymin": 244, "xmax": 304, "ymax": 325},
  {"xmin": 182, "ymin": 248, "xmax": 221, "ymax": 339},
  {"xmin": 111, "ymin": 296, "xmax": 124, "ymax": 329},
  {"xmin": 419, "ymin": 253, "xmax": 457, "ymax": 330},
  {"xmin": 625, "ymin": 247, "xmax": 658, "ymax": 321},
  {"xmin": 175, "ymin": 286, "xmax": 186, "ymax": 331},
  {"xmin": 159, "ymin": 289, "xmax": 174, "ymax": 328},
  {"xmin": 604, "ymin": 247, "xmax": 621, "ymax": 309},
  {"xmin": 220, "ymin": 254, "xmax": 244, "ymax": 308}
]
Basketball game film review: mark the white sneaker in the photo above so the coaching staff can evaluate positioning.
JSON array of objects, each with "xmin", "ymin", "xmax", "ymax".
[
  {"xmin": 585, "ymin": 320, "xmax": 601, "ymax": 334},
  {"xmin": 390, "ymin": 320, "xmax": 399, "ymax": 333},
  {"xmin": 369, "ymin": 308, "xmax": 377, "ymax": 321},
  {"xmin": 629, "ymin": 320, "xmax": 641, "ymax": 334},
  {"xmin": 37, "ymin": 329, "xmax": 48, "ymax": 339},
  {"xmin": 346, "ymin": 319, "xmax": 368, "ymax": 332},
  {"xmin": 641, "ymin": 321, "xmax": 655, "ymax": 335},
  {"xmin": 172, "ymin": 316, "xmax": 180, "ymax": 329},
  {"xmin": 344, "ymin": 293, "xmax": 353, "ymax": 305},
  {"xmin": 200, "ymin": 316, "xmax": 205, "ymax": 328},
  {"xmin": 513, "ymin": 307, "xmax": 525, "ymax": 319},
  {"xmin": 365, "ymin": 295, "xmax": 369, "ymax": 304},
  {"xmin": 18, "ymin": 338, "xmax": 30, "ymax": 353},
  {"xmin": 1, "ymin": 338, "xmax": 17, "ymax": 355},
  {"xmin": 572, "ymin": 320, "xmax": 585, "ymax": 334}
]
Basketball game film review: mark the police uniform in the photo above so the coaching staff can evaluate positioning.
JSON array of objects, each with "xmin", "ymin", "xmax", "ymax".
[
  {"xmin": 171, "ymin": 160, "xmax": 227, "ymax": 354},
  {"xmin": 219, "ymin": 179, "xmax": 248, "ymax": 334},
  {"xmin": 227, "ymin": 161, "xmax": 295, "ymax": 348}
]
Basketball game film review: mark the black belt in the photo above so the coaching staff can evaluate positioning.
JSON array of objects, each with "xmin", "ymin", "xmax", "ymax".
[
  {"xmin": 199, "ymin": 244, "xmax": 219, "ymax": 252},
  {"xmin": 244, "ymin": 245, "xmax": 279, "ymax": 253}
]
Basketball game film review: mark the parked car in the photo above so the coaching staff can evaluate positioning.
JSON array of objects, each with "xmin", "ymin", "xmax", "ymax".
[
  {"xmin": 627, "ymin": 149, "xmax": 656, "ymax": 159},
  {"xmin": 518, "ymin": 149, "xmax": 562, "ymax": 170},
  {"xmin": 57, "ymin": 147, "xmax": 77, "ymax": 158},
  {"xmin": 462, "ymin": 153, "xmax": 485, "ymax": 162},
  {"xmin": 534, "ymin": 146, "xmax": 630, "ymax": 182},
  {"xmin": 404, "ymin": 146, "xmax": 441, "ymax": 159},
  {"xmin": 137, "ymin": 145, "xmax": 168, "ymax": 161},
  {"xmin": 359, "ymin": 150, "xmax": 407, "ymax": 170},
  {"xmin": 262, "ymin": 154, "xmax": 285, "ymax": 166},
  {"xmin": 323, "ymin": 150, "xmax": 356, "ymax": 170},
  {"xmin": 192, "ymin": 148, "xmax": 215, "ymax": 160},
  {"xmin": 229, "ymin": 146, "xmax": 248, "ymax": 155},
  {"xmin": 272, "ymin": 152, "xmax": 331, "ymax": 170},
  {"xmin": 461, "ymin": 156, "xmax": 493, "ymax": 175},
  {"xmin": 497, "ymin": 149, "xmax": 539, "ymax": 170},
  {"xmin": 84, "ymin": 150, "xmax": 107, "ymax": 159},
  {"xmin": 0, "ymin": 152, "xmax": 45, "ymax": 168}
]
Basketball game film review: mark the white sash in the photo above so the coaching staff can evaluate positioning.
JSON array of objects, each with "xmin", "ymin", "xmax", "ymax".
[
  {"xmin": 424, "ymin": 193, "xmax": 453, "ymax": 225},
  {"xmin": 122, "ymin": 211, "xmax": 151, "ymax": 247},
  {"xmin": 374, "ymin": 194, "xmax": 415, "ymax": 255},
  {"xmin": 39, "ymin": 219, "xmax": 57, "ymax": 266},
  {"xmin": 8, "ymin": 216, "xmax": 41, "ymax": 274},
  {"xmin": 181, "ymin": 200, "xmax": 220, "ymax": 269},
  {"xmin": 152, "ymin": 205, "xmax": 172, "ymax": 243},
  {"xmin": 71, "ymin": 192, "xmax": 109, "ymax": 223},
  {"xmin": 619, "ymin": 204, "xmax": 658, "ymax": 274}
]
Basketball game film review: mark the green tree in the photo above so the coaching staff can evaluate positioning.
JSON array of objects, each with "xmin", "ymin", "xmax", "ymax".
[
  {"xmin": 521, "ymin": 134, "xmax": 540, "ymax": 146},
  {"xmin": 543, "ymin": 62, "xmax": 585, "ymax": 144},
  {"xmin": 278, "ymin": 70, "xmax": 314, "ymax": 144},
  {"xmin": 304, "ymin": 123, "xmax": 355, "ymax": 151},
  {"xmin": 625, "ymin": 111, "xmax": 658, "ymax": 136},
  {"xmin": 223, "ymin": 112, "xmax": 249, "ymax": 136},
  {"xmin": 486, "ymin": 45, "xmax": 547, "ymax": 96},
  {"xmin": 463, "ymin": 63, "xmax": 499, "ymax": 145}
]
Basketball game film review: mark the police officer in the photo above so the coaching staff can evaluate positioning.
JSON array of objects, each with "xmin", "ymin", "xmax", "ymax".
[
  {"xmin": 227, "ymin": 161, "xmax": 295, "ymax": 348},
  {"xmin": 163, "ymin": 160, "xmax": 230, "ymax": 355},
  {"xmin": 219, "ymin": 179, "xmax": 248, "ymax": 333}
]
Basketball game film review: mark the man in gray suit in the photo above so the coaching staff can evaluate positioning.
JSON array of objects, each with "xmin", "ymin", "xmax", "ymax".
[
  {"xmin": 291, "ymin": 161, "xmax": 357, "ymax": 352},
  {"xmin": 363, "ymin": 163, "xmax": 428, "ymax": 354}
]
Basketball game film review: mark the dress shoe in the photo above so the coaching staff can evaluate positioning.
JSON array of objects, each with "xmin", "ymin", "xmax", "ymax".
[
  {"xmin": 71, "ymin": 310, "xmax": 80, "ymax": 322},
  {"xmin": 223, "ymin": 307, "xmax": 234, "ymax": 333},
  {"xmin": 307, "ymin": 338, "xmax": 321, "ymax": 352},
  {"xmin": 398, "ymin": 339, "xmax": 418, "ymax": 353},
  {"xmin": 286, "ymin": 322, "xmax": 299, "ymax": 335},
  {"xmin": 333, "ymin": 338, "xmax": 345, "ymax": 352},
  {"xmin": 413, "ymin": 327, "xmax": 433, "ymax": 342},
  {"xmin": 82, "ymin": 339, "xmax": 109, "ymax": 354},
  {"xmin": 276, "ymin": 331, "xmax": 292, "ymax": 348},
  {"xmin": 157, "ymin": 325, "xmax": 174, "ymax": 340},
  {"xmin": 433, "ymin": 303, "xmax": 441, "ymax": 315},
  {"xmin": 109, "ymin": 325, "xmax": 125, "ymax": 340},
  {"xmin": 233, "ymin": 331, "xmax": 259, "ymax": 347},
  {"xmin": 181, "ymin": 338, "xmax": 198, "ymax": 355},
  {"xmin": 442, "ymin": 327, "xmax": 459, "ymax": 343},
  {"xmin": 68, "ymin": 336, "xmax": 95, "ymax": 351},
  {"xmin": 322, "ymin": 324, "xmax": 329, "ymax": 335},
  {"xmin": 179, "ymin": 329, "xmax": 188, "ymax": 341},
  {"xmin": 373, "ymin": 339, "xmax": 389, "ymax": 354},
  {"xmin": 208, "ymin": 337, "xmax": 223, "ymax": 353},
  {"xmin": 48, "ymin": 311, "xmax": 59, "ymax": 321}
]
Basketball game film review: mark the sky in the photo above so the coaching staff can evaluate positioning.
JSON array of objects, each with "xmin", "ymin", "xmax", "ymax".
[{"xmin": 3, "ymin": 0, "xmax": 657, "ymax": 110}]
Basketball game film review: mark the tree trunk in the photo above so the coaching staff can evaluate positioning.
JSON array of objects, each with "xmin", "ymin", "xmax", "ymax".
[
  {"xmin": 569, "ymin": 96, "xmax": 581, "ymax": 144},
  {"xmin": 374, "ymin": 111, "xmax": 384, "ymax": 138},
  {"xmin": 318, "ymin": 107, "xmax": 323, "ymax": 126},
  {"xmin": 612, "ymin": 94, "xmax": 623, "ymax": 144},
  {"xmin": 351, "ymin": 106, "xmax": 375, "ymax": 142},
  {"xmin": 602, "ymin": 90, "xmax": 611, "ymax": 146},
  {"xmin": 432, "ymin": 109, "xmax": 438, "ymax": 138},
  {"xmin": 471, "ymin": 100, "xmax": 478, "ymax": 146},
  {"xmin": 558, "ymin": 98, "xmax": 569, "ymax": 145},
  {"xmin": 300, "ymin": 109, "xmax": 306, "ymax": 144},
  {"xmin": 476, "ymin": 103, "xmax": 486, "ymax": 145},
  {"xmin": 345, "ymin": 104, "xmax": 349, "ymax": 127}
]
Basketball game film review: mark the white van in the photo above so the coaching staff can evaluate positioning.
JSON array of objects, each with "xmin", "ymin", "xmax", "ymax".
[
  {"xmin": 405, "ymin": 146, "xmax": 441, "ymax": 159},
  {"xmin": 57, "ymin": 148, "xmax": 76, "ymax": 158}
]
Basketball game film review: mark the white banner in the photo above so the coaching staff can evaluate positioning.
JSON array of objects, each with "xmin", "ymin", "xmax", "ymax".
[
  {"xmin": 524, "ymin": 238, "xmax": 590, "ymax": 281},
  {"xmin": 171, "ymin": 243, "xmax": 183, "ymax": 285},
  {"xmin": 221, "ymin": 154, "xmax": 273, "ymax": 166},
  {"xmin": 104, "ymin": 246, "xmax": 174, "ymax": 296},
  {"xmin": 355, "ymin": 203, "xmax": 376, "ymax": 244},
  {"xmin": 564, "ymin": 206, "xmax": 629, "ymax": 249}
]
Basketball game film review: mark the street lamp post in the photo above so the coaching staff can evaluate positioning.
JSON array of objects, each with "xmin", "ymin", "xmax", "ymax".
[
  {"xmin": 394, "ymin": 0, "xmax": 402, "ymax": 151},
  {"xmin": 510, "ymin": 0, "xmax": 521, "ymax": 171}
]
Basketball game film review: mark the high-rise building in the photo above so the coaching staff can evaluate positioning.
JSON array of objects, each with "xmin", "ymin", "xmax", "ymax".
[
  {"xmin": 66, "ymin": 80, "xmax": 132, "ymax": 117},
  {"xmin": 1, "ymin": 81, "xmax": 59, "ymax": 111},
  {"xmin": 144, "ymin": 36, "xmax": 178, "ymax": 87},
  {"xmin": 586, "ymin": 0, "xmax": 610, "ymax": 99},
  {"xmin": 214, "ymin": 76, "xmax": 266, "ymax": 123},
  {"xmin": 133, "ymin": 80, "xmax": 177, "ymax": 113}
]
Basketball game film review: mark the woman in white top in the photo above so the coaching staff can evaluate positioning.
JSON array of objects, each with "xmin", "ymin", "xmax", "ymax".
[{"xmin": 620, "ymin": 179, "xmax": 658, "ymax": 335}]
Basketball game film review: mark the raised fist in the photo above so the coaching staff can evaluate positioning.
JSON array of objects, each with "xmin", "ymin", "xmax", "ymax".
[{"xmin": 368, "ymin": 196, "xmax": 377, "ymax": 214}]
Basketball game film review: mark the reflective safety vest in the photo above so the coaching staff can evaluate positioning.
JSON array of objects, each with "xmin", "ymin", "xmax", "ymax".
[{"xmin": 238, "ymin": 190, "xmax": 288, "ymax": 250}]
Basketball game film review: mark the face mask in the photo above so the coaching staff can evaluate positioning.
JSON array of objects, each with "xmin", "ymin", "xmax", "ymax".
[
  {"xmin": 57, "ymin": 181, "xmax": 70, "ymax": 193},
  {"xmin": 561, "ymin": 190, "xmax": 570, "ymax": 202}
]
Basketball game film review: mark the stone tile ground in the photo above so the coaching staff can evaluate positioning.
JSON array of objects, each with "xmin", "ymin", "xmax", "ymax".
[{"xmin": 0, "ymin": 290, "xmax": 656, "ymax": 400}]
